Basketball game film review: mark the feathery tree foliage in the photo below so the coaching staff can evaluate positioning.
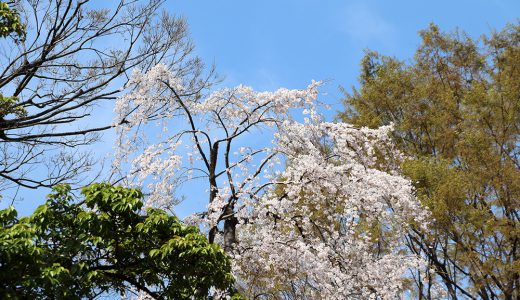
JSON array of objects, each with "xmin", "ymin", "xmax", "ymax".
[{"xmin": 340, "ymin": 23, "xmax": 520, "ymax": 299}]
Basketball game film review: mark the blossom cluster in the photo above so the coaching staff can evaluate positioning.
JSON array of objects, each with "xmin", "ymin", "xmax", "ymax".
[
  {"xmin": 233, "ymin": 121, "xmax": 431, "ymax": 299},
  {"xmin": 113, "ymin": 64, "xmax": 435, "ymax": 298}
]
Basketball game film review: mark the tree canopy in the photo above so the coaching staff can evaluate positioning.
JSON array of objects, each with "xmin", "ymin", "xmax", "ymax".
[
  {"xmin": 0, "ymin": 183, "xmax": 234, "ymax": 299},
  {"xmin": 114, "ymin": 61, "xmax": 432, "ymax": 299},
  {"xmin": 340, "ymin": 23, "xmax": 520, "ymax": 299}
]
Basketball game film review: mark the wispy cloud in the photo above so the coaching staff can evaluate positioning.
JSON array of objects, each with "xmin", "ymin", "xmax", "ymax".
[{"xmin": 339, "ymin": 2, "xmax": 396, "ymax": 49}]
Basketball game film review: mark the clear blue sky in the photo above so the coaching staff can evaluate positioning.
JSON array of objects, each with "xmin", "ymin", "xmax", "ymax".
[{"xmin": 7, "ymin": 0, "xmax": 519, "ymax": 216}]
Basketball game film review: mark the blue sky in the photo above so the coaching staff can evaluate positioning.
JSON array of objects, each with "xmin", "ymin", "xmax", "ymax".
[
  {"xmin": 167, "ymin": 0, "xmax": 519, "ymax": 217},
  {"xmin": 7, "ymin": 0, "xmax": 519, "ymax": 216},
  {"xmin": 167, "ymin": 0, "xmax": 519, "ymax": 110}
]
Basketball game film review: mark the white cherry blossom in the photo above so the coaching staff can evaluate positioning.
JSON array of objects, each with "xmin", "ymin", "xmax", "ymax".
[{"xmin": 113, "ymin": 65, "xmax": 435, "ymax": 299}]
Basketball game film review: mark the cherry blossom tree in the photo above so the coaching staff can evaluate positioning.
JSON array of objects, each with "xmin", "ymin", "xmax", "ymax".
[
  {"xmin": 113, "ymin": 64, "xmax": 321, "ymax": 250},
  {"xmin": 113, "ymin": 64, "xmax": 436, "ymax": 298},
  {"xmin": 233, "ymin": 122, "xmax": 435, "ymax": 299}
]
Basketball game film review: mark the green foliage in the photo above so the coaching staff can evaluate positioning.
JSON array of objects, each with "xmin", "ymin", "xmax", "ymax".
[
  {"xmin": 0, "ymin": 2, "xmax": 24, "ymax": 40},
  {"xmin": 0, "ymin": 183, "xmax": 234, "ymax": 299},
  {"xmin": 0, "ymin": 3, "xmax": 25, "ymax": 120},
  {"xmin": 340, "ymin": 23, "xmax": 520, "ymax": 298},
  {"xmin": 0, "ymin": 94, "xmax": 26, "ymax": 118}
]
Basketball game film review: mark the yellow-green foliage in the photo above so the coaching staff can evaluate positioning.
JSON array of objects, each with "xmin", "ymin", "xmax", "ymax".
[
  {"xmin": 340, "ymin": 23, "xmax": 520, "ymax": 298},
  {"xmin": 0, "ymin": 94, "xmax": 26, "ymax": 118},
  {"xmin": 0, "ymin": 2, "xmax": 24, "ymax": 39},
  {"xmin": 0, "ymin": 2, "xmax": 25, "ymax": 120}
]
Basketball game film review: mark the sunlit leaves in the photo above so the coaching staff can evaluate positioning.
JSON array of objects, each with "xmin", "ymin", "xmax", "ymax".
[
  {"xmin": 341, "ymin": 22, "xmax": 520, "ymax": 298},
  {"xmin": 0, "ymin": 183, "xmax": 234, "ymax": 299}
]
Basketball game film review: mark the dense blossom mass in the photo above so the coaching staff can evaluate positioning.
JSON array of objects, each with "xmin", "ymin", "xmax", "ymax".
[
  {"xmin": 234, "ymin": 121, "xmax": 432, "ymax": 298},
  {"xmin": 114, "ymin": 64, "xmax": 435, "ymax": 298}
]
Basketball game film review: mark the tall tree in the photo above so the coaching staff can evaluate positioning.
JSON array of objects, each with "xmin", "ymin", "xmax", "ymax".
[
  {"xmin": 113, "ymin": 64, "xmax": 432, "ymax": 298},
  {"xmin": 113, "ymin": 64, "xmax": 324, "ymax": 251},
  {"xmin": 340, "ymin": 23, "xmax": 520, "ymax": 299},
  {"xmin": 0, "ymin": 183, "xmax": 234, "ymax": 299},
  {"xmin": 0, "ymin": 0, "xmax": 207, "ymax": 193}
]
